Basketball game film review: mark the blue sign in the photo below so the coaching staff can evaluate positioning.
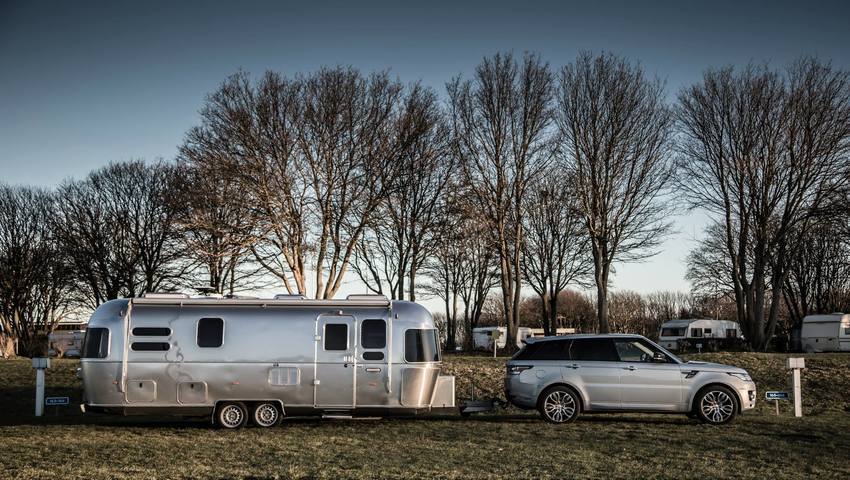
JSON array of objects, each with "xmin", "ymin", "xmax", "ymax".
[
  {"xmin": 765, "ymin": 391, "xmax": 789, "ymax": 401},
  {"xmin": 45, "ymin": 396, "xmax": 70, "ymax": 406}
]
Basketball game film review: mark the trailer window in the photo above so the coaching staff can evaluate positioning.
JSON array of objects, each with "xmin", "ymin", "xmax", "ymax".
[
  {"xmin": 363, "ymin": 351, "xmax": 384, "ymax": 361},
  {"xmin": 197, "ymin": 318, "xmax": 224, "ymax": 348},
  {"xmin": 324, "ymin": 324, "xmax": 348, "ymax": 350},
  {"xmin": 361, "ymin": 319, "xmax": 386, "ymax": 349},
  {"xmin": 405, "ymin": 329, "xmax": 440, "ymax": 362},
  {"xmin": 661, "ymin": 327, "xmax": 686, "ymax": 337},
  {"xmin": 132, "ymin": 327, "xmax": 171, "ymax": 336},
  {"xmin": 82, "ymin": 328, "xmax": 109, "ymax": 359},
  {"xmin": 131, "ymin": 342, "xmax": 170, "ymax": 351},
  {"xmin": 726, "ymin": 329, "xmax": 737, "ymax": 338},
  {"xmin": 690, "ymin": 328, "xmax": 703, "ymax": 338}
]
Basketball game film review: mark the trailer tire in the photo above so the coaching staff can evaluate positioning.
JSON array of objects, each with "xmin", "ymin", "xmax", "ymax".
[
  {"xmin": 215, "ymin": 402, "xmax": 248, "ymax": 429},
  {"xmin": 252, "ymin": 402, "xmax": 281, "ymax": 428}
]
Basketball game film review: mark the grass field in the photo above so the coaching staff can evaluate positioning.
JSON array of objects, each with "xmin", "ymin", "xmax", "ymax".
[{"xmin": 1, "ymin": 353, "xmax": 849, "ymax": 479}]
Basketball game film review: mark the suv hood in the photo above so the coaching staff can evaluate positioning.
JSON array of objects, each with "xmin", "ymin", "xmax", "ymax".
[{"xmin": 683, "ymin": 360, "xmax": 747, "ymax": 374}]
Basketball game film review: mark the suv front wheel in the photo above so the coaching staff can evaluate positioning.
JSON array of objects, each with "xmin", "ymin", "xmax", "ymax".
[
  {"xmin": 695, "ymin": 386, "xmax": 737, "ymax": 424},
  {"xmin": 538, "ymin": 386, "xmax": 581, "ymax": 424}
]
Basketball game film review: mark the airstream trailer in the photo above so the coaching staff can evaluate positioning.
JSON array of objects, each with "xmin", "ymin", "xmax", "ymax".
[
  {"xmin": 801, "ymin": 313, "xmax": 850, "ymax": 352},
  {"xmin": 80, "ymin": 293, "xmax": 455, "ymax": 428}
]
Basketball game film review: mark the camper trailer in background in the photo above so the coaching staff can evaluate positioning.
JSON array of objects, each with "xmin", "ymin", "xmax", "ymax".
[
  {"xmin": 801, "ymin": 314, "xmax": 850, "ymax": 352},
  {"xmin": 658, "ymin": 319, "xmax": 742, "ymax": 351},
  {"xmin": 49, "ymin": 322, "xmax": 87, "ymax": 358},
  {"xmin": 80, "ymin": 293, "xmax": 455, "ymax": 428},
  {"xmin": 472, "ymin": 327, "xmax": 534, "ymax": 350},
  {"xmin": 471, "ymin": 327, "xmax": 576, "ymax": 351}
]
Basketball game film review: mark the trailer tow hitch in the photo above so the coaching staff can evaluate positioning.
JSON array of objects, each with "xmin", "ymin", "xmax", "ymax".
[{"xmin": 458, "ymin": 383, "xmax": 508, "ymax": 417}]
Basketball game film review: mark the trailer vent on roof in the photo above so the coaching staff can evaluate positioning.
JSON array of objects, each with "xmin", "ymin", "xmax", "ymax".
[
  {"xmin": 142, "ymin": 292, "xmax": 190, "ymax": 299},
  {"xmin": 273, "ymin": 294, "xmax": 306, "ymax": 300},
  {"xmin": 346, "ymin": 294, "xmax": 389, "ymax": 301}
]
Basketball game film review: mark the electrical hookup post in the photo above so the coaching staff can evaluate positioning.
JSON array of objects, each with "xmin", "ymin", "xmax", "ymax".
[
  {"xmin": 32, "ymin": 357, "xmax": 50, "ymax": 416},
  {"xmin": 787, "ymin": 357, "xmax": 805, "ymax": 418}
]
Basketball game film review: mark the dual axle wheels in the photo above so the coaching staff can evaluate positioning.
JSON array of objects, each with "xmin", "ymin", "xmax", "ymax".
[{"xmin": 215, "ymin": 401, "xmax": 282, "ymax": 429}]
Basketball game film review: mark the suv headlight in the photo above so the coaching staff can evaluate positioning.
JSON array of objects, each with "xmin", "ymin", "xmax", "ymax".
[{"xmin": 727, "ymin": 372, "xmax": 752, "ymax": 382}]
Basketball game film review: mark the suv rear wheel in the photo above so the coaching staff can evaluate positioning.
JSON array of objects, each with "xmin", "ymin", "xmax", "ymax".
[
  {"xmin": 538, "ymin": 386, "xmax": 580, "ymax": 424},
  {"xmin": 695, "ymin": 386, "xmax": 737, "ymax": 424}
]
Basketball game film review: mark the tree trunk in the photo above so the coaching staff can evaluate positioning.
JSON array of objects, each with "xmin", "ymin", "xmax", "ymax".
[{"xmin": 596, "ymin": 281, "xmax": 609, "ymax": 333}]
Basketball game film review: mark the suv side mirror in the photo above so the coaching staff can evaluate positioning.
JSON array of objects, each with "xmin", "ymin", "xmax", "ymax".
[{"xmin": 653, "ymin": 352, "xmax": 668, "ymax": 363}]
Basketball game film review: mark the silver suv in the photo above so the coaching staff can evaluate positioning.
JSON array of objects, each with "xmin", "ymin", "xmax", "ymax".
[{"xmin": 505, "ymin": 334, "xmax": 756, "ymax": 424}]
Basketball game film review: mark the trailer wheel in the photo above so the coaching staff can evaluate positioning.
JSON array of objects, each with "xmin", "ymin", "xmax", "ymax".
[
  {"xmin": 252, "ymin": 402, "xmax": 281, "ymax": 428},
  {"xmin": 215, "ymin": 402, "xmax": 248, "ymax": 429}
]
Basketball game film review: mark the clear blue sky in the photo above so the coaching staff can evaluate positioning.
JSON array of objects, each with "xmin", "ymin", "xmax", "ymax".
[{"xmin": 2, "ymin": 0, "xmax": 849, "ymax": 303}]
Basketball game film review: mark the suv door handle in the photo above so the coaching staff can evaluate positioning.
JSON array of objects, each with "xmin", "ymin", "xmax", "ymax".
[
  {"xmin": 622, "ymin": 365, "xmax": 636, "ymax": 371},
  {"xmin": 567, "ymin": 364, "xmax": 580, "ymax": 369}
]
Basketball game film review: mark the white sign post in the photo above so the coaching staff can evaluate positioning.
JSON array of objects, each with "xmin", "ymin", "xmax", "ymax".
[
  {"xmin": 787, "ymin": 357, "xmax": 805, "ymax": 418},
  {"xmin": 491, "ymin": 330, "xmax": 501, "ymax": 358},
  {"xmin": 31, "ymin": 357, "xmax": 51, "ymax": 417}
]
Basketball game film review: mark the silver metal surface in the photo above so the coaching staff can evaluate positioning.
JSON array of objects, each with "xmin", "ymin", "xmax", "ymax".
[{"xmin": 81, "ymin": 297, "xmax": 451, "ymax": 419}]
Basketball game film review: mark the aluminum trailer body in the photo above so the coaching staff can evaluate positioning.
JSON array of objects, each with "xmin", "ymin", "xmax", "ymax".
[{"xmin": 80, "ymin": 294, "xmax": 455, "ymax": 425}]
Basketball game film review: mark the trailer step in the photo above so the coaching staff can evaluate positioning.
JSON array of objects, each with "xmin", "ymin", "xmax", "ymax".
[{"xmin": 321, "ymin": 413, "xmax": 353, "ymax": 419}]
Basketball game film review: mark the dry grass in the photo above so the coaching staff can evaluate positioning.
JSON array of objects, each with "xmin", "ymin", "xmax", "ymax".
[{"xmin": 1, "ymin": 355, "xmax": 849, "ymax": 479}]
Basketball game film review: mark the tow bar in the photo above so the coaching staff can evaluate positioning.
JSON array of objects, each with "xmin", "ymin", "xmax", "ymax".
[{"xmin": 458, "ymin": 383, "xmax": 508, "ymax": 417}]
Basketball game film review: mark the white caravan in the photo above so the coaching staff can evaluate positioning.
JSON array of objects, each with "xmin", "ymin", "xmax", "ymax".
[
  {"xmin": 801, "ymin": 314, "xmax": 850, "ymax": 352},
  {"xmin": 658, "ymin": 319, "xmax": 742, "ymax": 351},
  {"xmin": 471, "ymin": 327, "xmax": 534, "ymax": 350}
]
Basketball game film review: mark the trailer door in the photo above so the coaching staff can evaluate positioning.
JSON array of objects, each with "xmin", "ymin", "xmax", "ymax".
[{"xmin": 315, "ymin": 315, "xmax": 356, "ymax": 408}]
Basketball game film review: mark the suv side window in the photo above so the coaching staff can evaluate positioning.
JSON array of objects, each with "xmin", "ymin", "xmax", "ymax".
[
  {"xmin": 614, "ymin": 338, "xmax": 673, "ymax": 363},
  {"xmin": 568, "ymin": 338, "xmax": 618, "ymax": 361},
  {"xmin": 514, "ymin": 339, "xmax": 571, "ymax": 360}
]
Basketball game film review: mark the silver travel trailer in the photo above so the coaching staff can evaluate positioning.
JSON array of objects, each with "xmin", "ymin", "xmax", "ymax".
[
  {"xmin": 80, "ymin": 293, "xmax": 455, "ymax": 428},
  {"xmin": 801, "ymin": 313, "xmax": 850, "ymax": 352}
]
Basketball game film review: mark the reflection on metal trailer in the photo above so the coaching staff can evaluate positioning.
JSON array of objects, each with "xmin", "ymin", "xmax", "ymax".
[{"xmin": 80, "ymin": 293, "xmax": 455, "ymax": 428}]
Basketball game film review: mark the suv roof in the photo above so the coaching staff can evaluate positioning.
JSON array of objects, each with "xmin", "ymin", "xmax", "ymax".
[{"xmin": 525, "ymin": 333, "xmax": 646, "ymax": 344}]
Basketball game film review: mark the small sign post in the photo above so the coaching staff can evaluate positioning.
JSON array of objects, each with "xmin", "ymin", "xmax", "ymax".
[
  {"xmin": 787, "ymin": 357, "xmax": 805, "ymax": 417},
  {"xmin": 490, "ymin": 330, "xmax": 501, "ymax": 358},
  {"xmin": 31, "ymin": 357, "xmax": 51, "ymax": 417},
  {"xmin": 45, "ymin": 397, "xmax": 69, "ymax": 406},
  {"xmin": 765, "ymin": 391, "xmax": 789, "ymax": 415}
]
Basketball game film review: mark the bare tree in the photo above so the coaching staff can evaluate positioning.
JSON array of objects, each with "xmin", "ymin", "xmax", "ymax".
[
  {"xmin": 180, "ymin": 71, "xmax": 310, "ymax": 295},
  {"xmin": 53, "ymin": 160, "xmax": 187, "ymax": 307},
  {"xmin": 352, "ymin": 85, "xmax": 453, "ymax": 300},
  {"xmin": 557, "ymin": 51, "xmax": 675, "ymax": 333},
  {"xmin": 521, "ymin": 170, "xmax": 593, "ymax": 335},
  {"xmin": 0, "ymin": 186, "xmax": 74, "ymax": 356},
  {"xmin": 448, "ymin": 52, "xmax": 554, "ymax": 346},
  {"xmin": 297, "ymin": 67, "xmax": 411, "ymax": 299},
  {"xmin": 677, "ymin": 58, "xmax": 850, "ymax": 349},
  {"xmin": 782, "ymin": 218, "xmax": 850, "ymax": 324},
  {"xmin": 172, "ymin": 161, "xmax": 263, "ymax": 295}
]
